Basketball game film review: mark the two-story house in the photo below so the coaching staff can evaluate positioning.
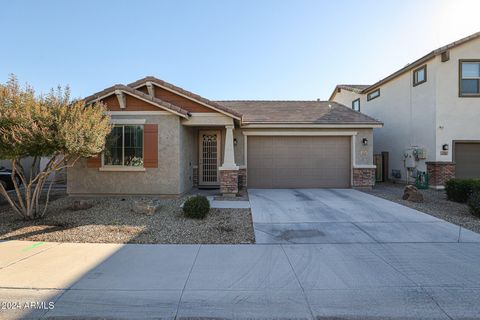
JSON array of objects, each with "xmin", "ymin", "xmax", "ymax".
[{"xmin": 330, "ymin": 32, "xmax": 480, "ymax": 189}]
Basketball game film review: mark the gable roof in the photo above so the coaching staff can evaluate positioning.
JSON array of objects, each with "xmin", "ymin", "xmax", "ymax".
[
  {"xmin": 364, "ymin": 31, "xmax": 480, "ymax": 93},
  {"xmin": 329, "ymin": 84, "xmax": 370, "ymax": 101},
  {"xmin": 330, "ymin": 31, "xmax": 480, "ymax": 100},
  {"xmin": 84, "ymin": 84, "xmax": 190, "ymax": 118},
  {"xmin": 216, "ymin": 100, "xmax": 382, "ymax": 126},
  {"xmin": 128, "ymin": 76, "xmax": 242, "ymax": 119}
]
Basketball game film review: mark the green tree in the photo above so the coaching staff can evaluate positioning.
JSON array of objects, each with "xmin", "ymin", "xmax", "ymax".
[{"xmin": 0, "ymin": 75, "xmax": 111, "ymax": 219}]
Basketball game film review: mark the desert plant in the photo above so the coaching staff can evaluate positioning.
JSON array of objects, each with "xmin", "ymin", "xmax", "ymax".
[
  {"xmin": 468, "ymin": 191, "xmax": 480, "ymax": 217},
  {"xmin": 0, "ymin": 75, "xmax": 111, "ymax": 219},
  {"xmin": 183, "ymin": 195, "xmax": 210, "ymax": 219},
  {"xmin": 445, "ymin": 179, "xmax": 480, "ymax": 203}
]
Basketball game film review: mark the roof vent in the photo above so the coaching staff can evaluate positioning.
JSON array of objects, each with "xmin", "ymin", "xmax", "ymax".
[{"xmin": 317, "ymin": 98, "xmax": 320, "ymax": 102}]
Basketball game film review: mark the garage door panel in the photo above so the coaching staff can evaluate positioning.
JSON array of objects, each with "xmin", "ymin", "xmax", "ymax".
[
  {"xmin": 455, "ymin": 143, "xmax": 480, "ymax": 179},
  {"xmin": 247, "ymin": 136, "xmax": 351, "ymax": 188}
]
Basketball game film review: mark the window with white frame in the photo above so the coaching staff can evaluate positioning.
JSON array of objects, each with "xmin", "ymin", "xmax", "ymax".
[
  {"xmin": 352, "ymin": 98, "xmax": 360, "ymax": 111},
  {"xmin": 103, "ymin": 125, "xmax": 144, "ymax": 167},
  {"xmin": 460, "ymin": 60, "xmax": 480, "ymax": 96}
]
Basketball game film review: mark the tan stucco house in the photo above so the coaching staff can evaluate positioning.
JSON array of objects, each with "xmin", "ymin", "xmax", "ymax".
[
  {"xmin": 67, "ymin": 76, "xmax": 382, "ymax": 196},
  {"xmin": 330, "ymin": 31, "xmax": 480, "ymax": 189}
]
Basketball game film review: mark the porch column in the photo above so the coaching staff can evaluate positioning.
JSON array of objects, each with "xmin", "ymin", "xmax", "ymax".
[{"xmin": 219, "ymin": 125, "xmax": 239, "ymax": 196}]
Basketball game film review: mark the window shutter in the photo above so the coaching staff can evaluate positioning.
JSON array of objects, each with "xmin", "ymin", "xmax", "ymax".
[
  {"xmin": 86, "ymin": 154, "xmax": 101, "ymax": 168},
  {"xmin": 143, "ymin": 124, "xmax": 158, "ymax": 168}
]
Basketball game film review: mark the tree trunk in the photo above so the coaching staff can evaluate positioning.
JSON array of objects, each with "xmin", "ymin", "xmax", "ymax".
[{"xmin": 0, "ymin": 156, "xmax": 76, "ymax": 220}]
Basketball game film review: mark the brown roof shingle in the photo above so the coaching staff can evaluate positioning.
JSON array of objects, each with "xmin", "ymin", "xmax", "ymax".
[{"xmin": 216, "ymin": 100, "xmax": 382, "ymax": 125}]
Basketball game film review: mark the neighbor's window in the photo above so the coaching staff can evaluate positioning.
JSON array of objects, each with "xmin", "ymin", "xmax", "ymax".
[
  {"xmin": 367, "ymin": 89, "xmax": 380, "ymax": 101},
  {"xmin": 352, "ymin": 98, "xmax": 360, "ymax": 111},
  {"xmin": 413, "ymin": 65, "xmax": 427, "ymax": 86},
  {"xmin": 103, "ymin": 125, "xmax": 144, "ymax": 167},
  {"xmin": 460, "ymin": 60, "xmax": 480, "ymax": 96}
]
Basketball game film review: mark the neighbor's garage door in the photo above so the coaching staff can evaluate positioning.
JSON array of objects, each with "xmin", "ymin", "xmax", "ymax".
[
  {"xmin": 455, "ymin": 142, "xmax": 480, "ymax": 179},
  {"xmin": 247, "ymin": 136, "xmax": 351, "ymax": 188}
]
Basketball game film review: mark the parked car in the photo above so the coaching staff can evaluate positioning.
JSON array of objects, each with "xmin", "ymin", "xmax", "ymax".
[{"xmin": 0, "ymin": 166, "xmax": 22, "ymax": 191}]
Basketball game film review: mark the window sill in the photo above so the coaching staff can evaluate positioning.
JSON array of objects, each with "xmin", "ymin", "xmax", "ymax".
[
  {"xmin": 99, "ymin": 167, "xmax": 146, "ymax": 172},
  {"xmin": 459, "ymin": 94, "xmax": 480, "ymax": 98}
]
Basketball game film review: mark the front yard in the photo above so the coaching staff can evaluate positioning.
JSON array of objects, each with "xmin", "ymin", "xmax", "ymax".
[
  {"xmin": 364, "ymin": 182, "xmax": 480, "ymax": 233},
  {"xmin": 0, "ymin": 192, "xmax": 255, "ymax": 244}
]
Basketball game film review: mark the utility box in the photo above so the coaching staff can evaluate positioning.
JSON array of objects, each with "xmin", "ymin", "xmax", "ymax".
[
  {"xmin": 404, "ymin": 148, "xmax": 416, "ymax": 168},
  {"xmin": 413, "ymin": 147, "xmax": 427, "ymax": 160}
]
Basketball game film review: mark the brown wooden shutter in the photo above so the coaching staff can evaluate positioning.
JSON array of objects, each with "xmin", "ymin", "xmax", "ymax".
[
  {"xmin": 86, "ymin": 154, "xmax": 101, "ymax": 168},
  {"xmin": 143, "ymin": 124, "xmax": 158, "ymax": 168}
]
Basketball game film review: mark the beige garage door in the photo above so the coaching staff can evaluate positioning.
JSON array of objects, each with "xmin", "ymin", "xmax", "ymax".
[
  {"xmin": 247, "ymin": 136, "xmax": 351, "ymax": 188},
  {"xmin": 455, "ymin": 142, "xmax": 480, "ymax": 179}
]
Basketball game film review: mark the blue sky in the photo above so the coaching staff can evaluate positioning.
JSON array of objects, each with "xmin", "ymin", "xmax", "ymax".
[{"xmin": 1, "ymin": 0, "xmax": 479, "ymax": 100}]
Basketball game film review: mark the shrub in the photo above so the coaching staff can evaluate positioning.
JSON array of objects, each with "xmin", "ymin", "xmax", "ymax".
[
  {"xmin": 445, "ymin": 179, "xmax": 480, "ymax": 203},
  {"xmin": 468, "ymin": 191, "xmax": 480, "ymax": 217},
  {"xmin": 183, "ymin": 195, "xmax": 210, "ymax": 219}
]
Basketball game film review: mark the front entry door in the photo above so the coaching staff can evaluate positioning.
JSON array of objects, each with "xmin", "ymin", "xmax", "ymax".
[{"xmin": 199, "ymin": 130, "xmax": 221, "ymax": 186}]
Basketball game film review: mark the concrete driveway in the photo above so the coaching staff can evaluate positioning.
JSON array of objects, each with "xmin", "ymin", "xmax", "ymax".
[
  {"xmin": 1, "ymin": 189, "xmax": 480, "ymax": 319},
  {"xmin": 249, "ymin": 188, "xmax": 480, "ymax": 244}
]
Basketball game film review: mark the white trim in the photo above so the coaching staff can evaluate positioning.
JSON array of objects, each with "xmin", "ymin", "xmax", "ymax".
[
  {"xmin": 107, "ymin": 111, "xmax": 173, "ymax": 115},
  {"xmin": 189, "ymin": 112, "xmax": 225, "ymax": 117},
  {"xmin": 351, "ymin": 136, "xmax": 355, "ymax": 186},
  {"xmin": 133, "ymin": 82, "xmax": 241, "ymax": 120},
  {"xmin": 242, "ymin": 131, "xmax": 358, "ymax": 136},
  {"xmin": 99, "ymin": 167, "xmax": 146, "ymax": 172},
  {"xmin": 240, "ymin": 124, "xmax": 382, "ymax": 129},
  {"xmin": 239, "ymin": 165, "xmax": 247, "ymax": 169},
  {"xmin": 219, "ymin": 165, "xmax": 239, "ymax": 171},
  {"xmin": 244, "ymin": 135, "xmax": 248, "ymax": 167},
  {"xmin": 110, "ymin": 119, "xmax": 146, "ymax": 125},
  {"xmin": 115, "ymin": 90, "xmax": 126, "ymax": 109},
  {"xmin": 353, "ymin": 164, "xmax": 377, "ymax": 169}
]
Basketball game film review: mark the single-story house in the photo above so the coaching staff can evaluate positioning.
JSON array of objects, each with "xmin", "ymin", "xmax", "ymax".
[{"xmin": 67, "ymin": 77, "xmax": 383, "ymax": 196}]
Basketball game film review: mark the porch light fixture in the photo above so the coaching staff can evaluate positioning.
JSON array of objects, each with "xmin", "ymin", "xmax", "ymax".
[
  {"xmin": 362, "ymin": 138, "xmax": 368, "ymax": 145},
  {"xmin": 442, "ymin": 144, "xmax": 449, "ymax": 151},
  {"xmin": 233, "ymin": 138, "xmax": 238, "ymax": 146}
]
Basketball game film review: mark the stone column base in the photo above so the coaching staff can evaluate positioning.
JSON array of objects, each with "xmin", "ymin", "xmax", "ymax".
[
  {"xmin": 238, "ymin": 168, "xmax": 247, "ymax": 189},
  {"xmin": 353, "ymin": 168, "xmax": 375, "ymax": 188},
  {"xmin": 220, "ymin": 169, "xmax": 239, "ymax": 196},
  {"xmin": 426, "ymin": 161, "xmax": 455, "ymax": 189}
]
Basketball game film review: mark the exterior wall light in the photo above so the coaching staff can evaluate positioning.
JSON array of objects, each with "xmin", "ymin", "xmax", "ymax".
[
  {"xmin": 233, "ymin": 138, "xmax": 238, "ymax": 146},
  {"xmin": 442, "ymin": 144, "xmax": 449, "ymax": 151},
  {"xmin": 362, "ymin": 138, "xmax": 369, "ymax": 145}
]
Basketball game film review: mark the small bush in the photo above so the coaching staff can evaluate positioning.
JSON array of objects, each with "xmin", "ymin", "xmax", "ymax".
[
  {"xmin": 183, "ymin": 195, "xmax": 210, "ymax": 219},
  {"xmin": 445, "ymin": 179, "xmax": 480, "ymax": 203},
  {"xmin": 468, "ymin": 192, "xmax": 480, "ymax": 217}
]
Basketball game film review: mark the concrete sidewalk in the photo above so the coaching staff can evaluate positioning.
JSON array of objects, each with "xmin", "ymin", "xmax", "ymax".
[{"xmin": 1, "ymin": 240, "xmax": 480, "ymax": 319}]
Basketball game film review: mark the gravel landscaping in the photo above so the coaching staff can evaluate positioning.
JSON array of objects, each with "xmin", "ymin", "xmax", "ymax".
[
  {"xmin": 363, "ymin": 182, "xmax": 480, "ymax": 233},
  {"xmin": 0, "ymin": 193, "xmax": 255, "ymax": 244}
]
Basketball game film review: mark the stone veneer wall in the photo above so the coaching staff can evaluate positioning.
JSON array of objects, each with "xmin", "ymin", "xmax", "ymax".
[
  {"xmin": 353, "ymin": 168, "xmax": 375, "ymax": 188},
  {"xmin": 238, "ymin": 168, "xmax": 247, "ymax": 189},
  {"xmin": 220, "ymin": 170, "xmax": 239, "ymax": 195},
  {"xmin": 426, "ymin": 162, "xmax": 455, "ymax": 188}
]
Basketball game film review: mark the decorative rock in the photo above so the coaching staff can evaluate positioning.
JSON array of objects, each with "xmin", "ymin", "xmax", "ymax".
[
  {"xmin": 402, "ymin": 185, "xmax": 424, "ymax": 202},
  {"xmin": 70, "ymin": 200, "xmax": 94, "ymax": 211},
  {"xmin": 132, "ymin": 201, "xmax": 159, "ymax": 215}
]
